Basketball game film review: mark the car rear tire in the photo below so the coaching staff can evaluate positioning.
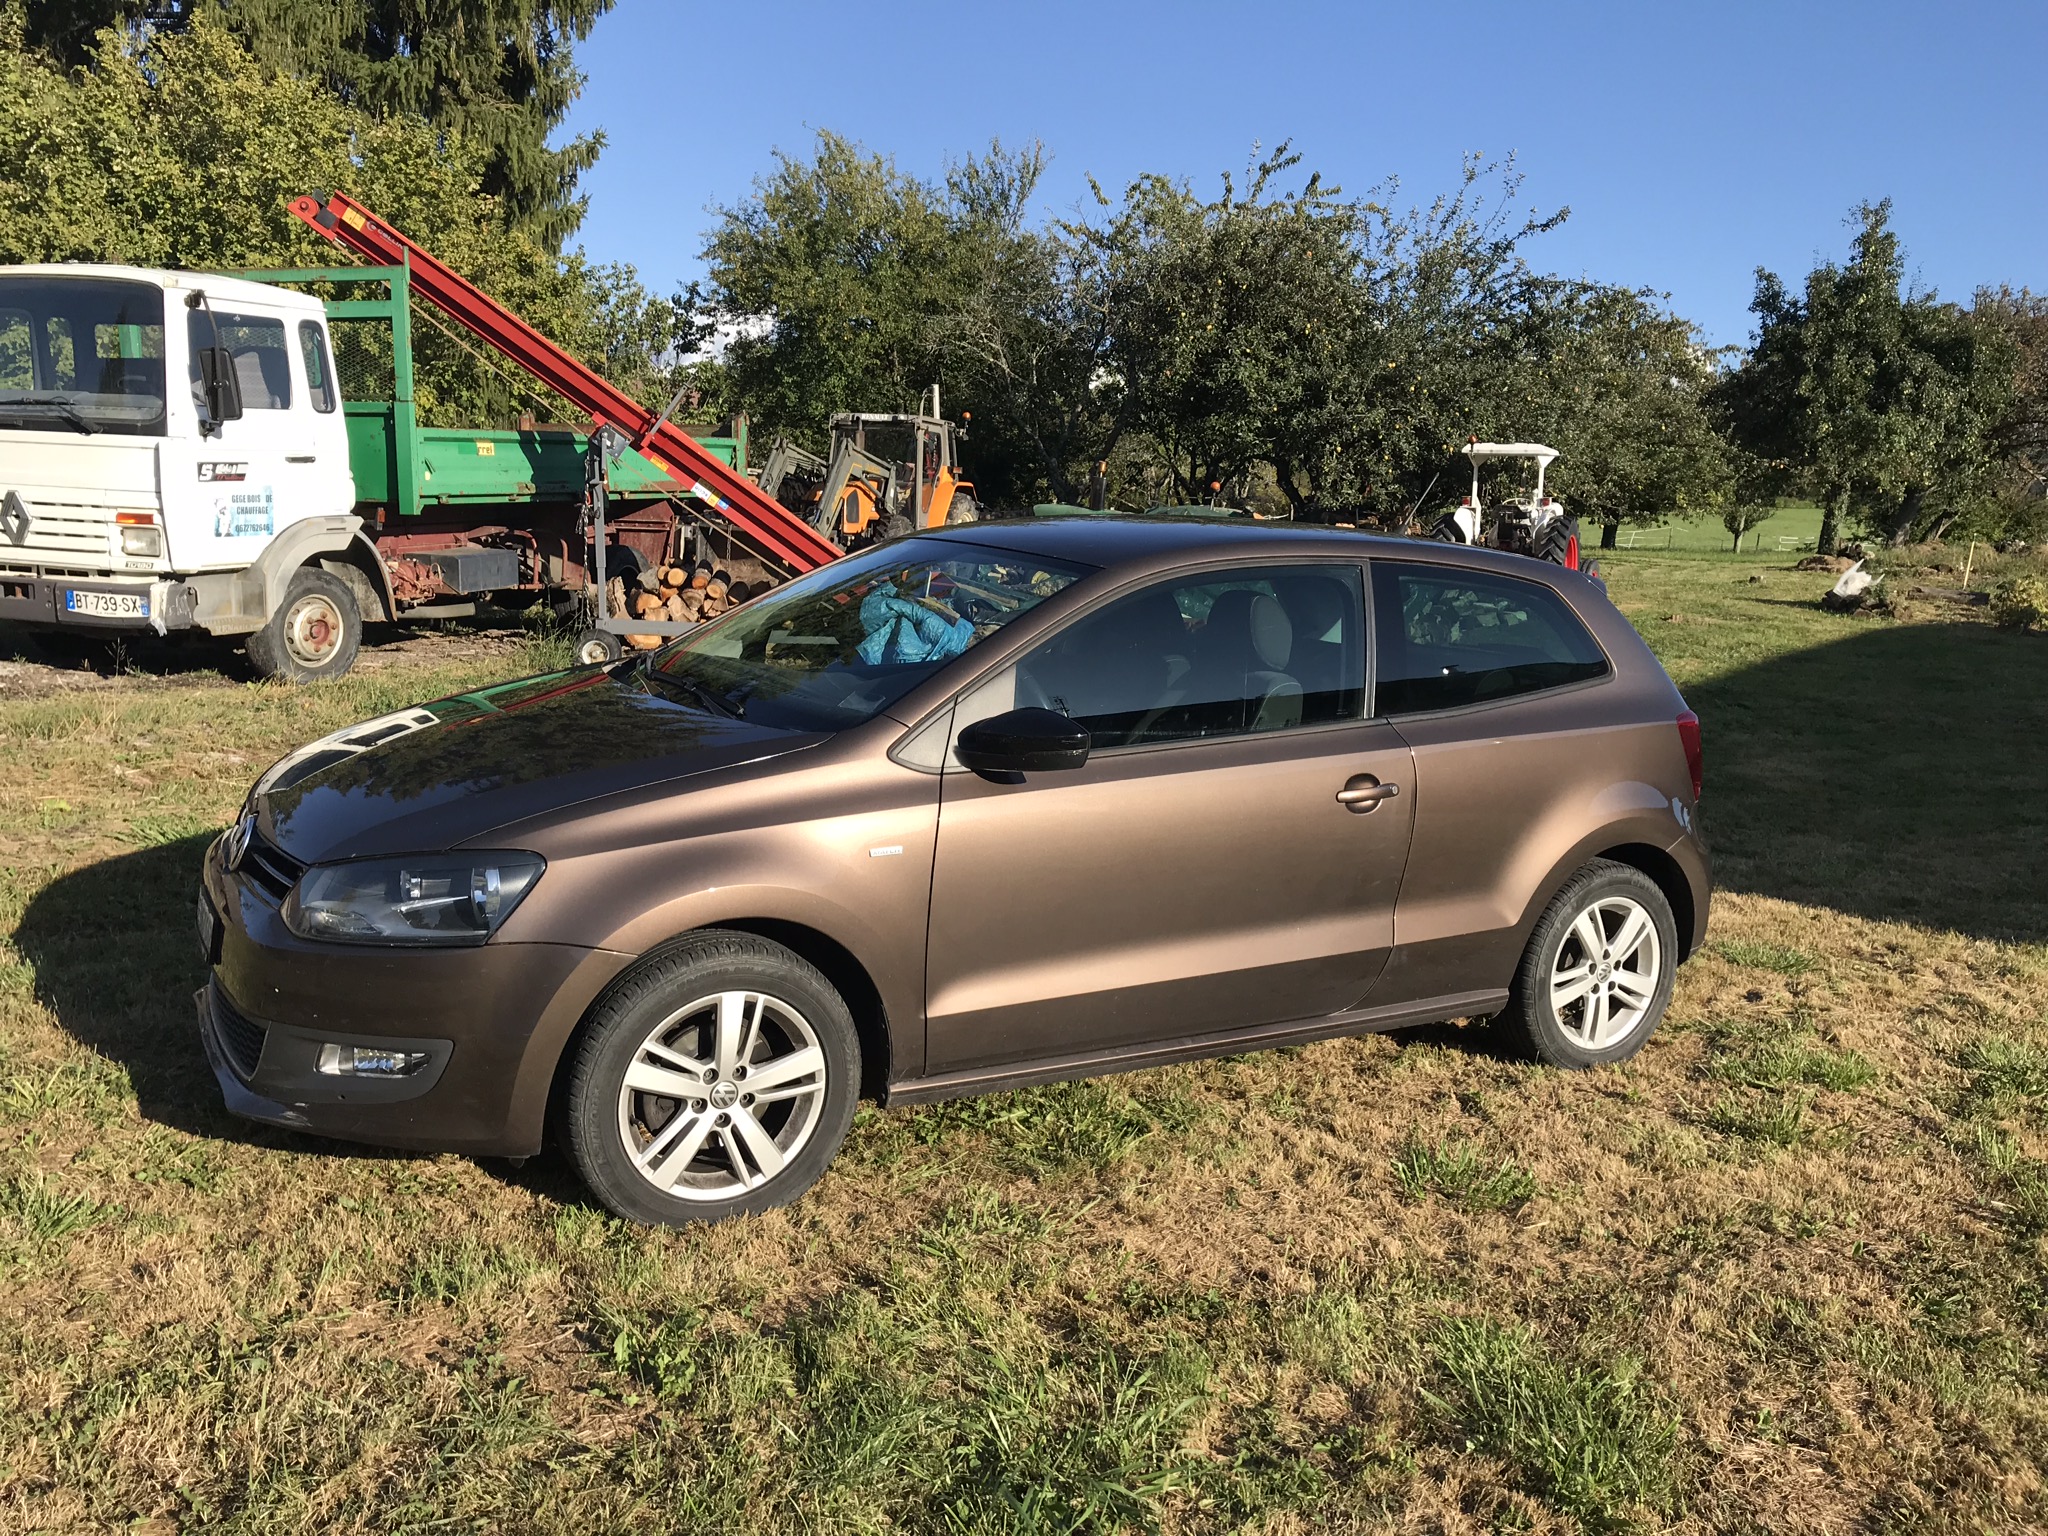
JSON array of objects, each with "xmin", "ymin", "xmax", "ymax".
[
  {"xmin": 562, "ymin": 931, "xmax": 861, "ymax": 1226},
  {"xmin": 246, "ymin": 566, "xmax": 360, "ymax": 682},
  {"xmin": 1498, "ymin": 859, "xmax": 1676, "ymax": 1068}
]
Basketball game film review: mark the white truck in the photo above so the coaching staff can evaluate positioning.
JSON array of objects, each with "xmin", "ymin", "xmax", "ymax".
[{"xmin": 0, "ymin": 265, "xmax": 382, "ymax": 679}]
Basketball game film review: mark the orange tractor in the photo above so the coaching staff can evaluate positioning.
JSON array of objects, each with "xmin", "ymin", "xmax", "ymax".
[{"xmin": 758, "ymin": 385, "xmax": 978, "ymax": 547}]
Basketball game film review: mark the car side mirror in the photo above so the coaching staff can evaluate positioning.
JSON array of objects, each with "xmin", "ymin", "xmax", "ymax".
[
  {"xmin": 196, "ymin": 346, "xmax": 243, "ymax": 426},
  {"xmin": 955, "ymin": 707, "xmax": 1090, "ymax": 778}
]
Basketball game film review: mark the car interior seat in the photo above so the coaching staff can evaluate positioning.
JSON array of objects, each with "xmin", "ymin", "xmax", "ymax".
[
  {"xmin": 1187, "ymin": 588, "xmax": 1301, "ymax": 734},
  {"xmin": 232, "ymin": 346, "xmax": 290, "ymax": 410}
]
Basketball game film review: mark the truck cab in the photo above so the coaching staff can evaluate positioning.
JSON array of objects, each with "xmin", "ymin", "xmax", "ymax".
[{"xmin": 0, "ymin": 265, "xmax": 363, "ymax": 671}]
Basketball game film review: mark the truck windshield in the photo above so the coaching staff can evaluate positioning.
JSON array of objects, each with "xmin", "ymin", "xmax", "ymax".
[
  {"xmin": 648, "ymin": 541, "xmax": 1092, "ymax": 732},
  {"xmin": 0, "ymin": 276, "xmax": 168, "ymax": 437}
]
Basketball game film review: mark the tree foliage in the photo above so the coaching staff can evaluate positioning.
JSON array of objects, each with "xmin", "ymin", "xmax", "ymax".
[
  {"xmin": 0, "ymin": 5, "xmax": 677, "ymax": 428},
  {"xmin": 18, "ymin": 0, "xmax": 612, "ymax": 248},
  {"xmin": 1719, "ymin": 201, "xmax": 2015, "ymax": 550}
]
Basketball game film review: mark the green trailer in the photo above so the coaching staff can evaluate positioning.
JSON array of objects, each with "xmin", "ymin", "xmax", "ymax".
[{"xmin": 239, "ymin": 265, "xmax": 749, "ymax": 611}]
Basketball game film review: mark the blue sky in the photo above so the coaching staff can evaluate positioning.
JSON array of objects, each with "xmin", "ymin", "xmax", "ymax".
[{"xmin": 560, "ymin": 0, "xmax": 2046, "ymax": 350}]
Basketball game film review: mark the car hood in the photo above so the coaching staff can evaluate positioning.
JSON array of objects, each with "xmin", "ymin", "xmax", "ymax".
[{"xmin": 254, "ymin": 665, "xmax": 822, "ymax": 864}]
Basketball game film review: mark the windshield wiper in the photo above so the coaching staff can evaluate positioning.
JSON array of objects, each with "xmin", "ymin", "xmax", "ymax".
[
  {"xmin": 0, "ymin": 395, "xmax": 103, "ymax": 435},
  {"xmin": 640, "ymin": 663, "xmax": 742, "ymax": 718}
]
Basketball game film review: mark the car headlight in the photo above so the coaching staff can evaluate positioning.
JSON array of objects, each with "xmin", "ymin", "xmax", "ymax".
[{"xmin": 281, "ymin": 852, "xmax": 545, "ymax": 946}]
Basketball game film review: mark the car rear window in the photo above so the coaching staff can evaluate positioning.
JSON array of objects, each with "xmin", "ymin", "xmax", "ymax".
[{"xmin": 1371, "ymin": 561, "xmax": 1608, "ymax": 714}]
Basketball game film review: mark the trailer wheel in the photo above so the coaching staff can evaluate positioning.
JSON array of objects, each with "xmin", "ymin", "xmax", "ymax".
[
  {"xmin": 573, "ymin": 628, "xmax": 622, "ymax": 666},
  {"xmin": 246, "ymin": 567, "xmax": 360, "ymax": 683}
]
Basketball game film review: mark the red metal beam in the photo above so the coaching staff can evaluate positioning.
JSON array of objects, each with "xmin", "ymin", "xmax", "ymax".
[{"xmin": 288, "ymin": 192, "xmax": 841, "ymax": 574}]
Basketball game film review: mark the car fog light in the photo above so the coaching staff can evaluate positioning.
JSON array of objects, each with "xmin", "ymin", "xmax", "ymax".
[
  {"xmin": 317, "ymin": 1043, "xmax": 430, "ymax": 1077},
  {"xmin": 120, "ymin": 526, "xmax": 163, "ymax": 558}
]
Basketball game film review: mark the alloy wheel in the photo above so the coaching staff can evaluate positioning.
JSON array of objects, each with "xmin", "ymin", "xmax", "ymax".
[
  {"xmin": 614, "ymin": 989, "xmax": 829, "ymax": 1202},
  {"xmin": 1549, "ymin": 895, "xmax": 1662, "ymax": 1050}
]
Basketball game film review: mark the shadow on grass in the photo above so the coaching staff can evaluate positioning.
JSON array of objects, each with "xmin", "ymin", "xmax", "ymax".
[
  {"xmin": 1690, "ymin": 620, "xmax": 2048, "ymax": 943},
  {"xmin": 12, "ymin": 833, "xmax": 588, "ymax": 1193}
]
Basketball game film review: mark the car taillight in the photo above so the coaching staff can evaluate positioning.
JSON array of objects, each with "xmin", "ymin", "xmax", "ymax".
[{"xmin": 1676, "ymin": 710, "xmax": 1703, "ymax": 801}]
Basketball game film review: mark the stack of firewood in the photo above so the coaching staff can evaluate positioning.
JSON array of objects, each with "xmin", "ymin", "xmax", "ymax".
[{"xmin": 616, "ymin": 561, "xmax": 765, "ymax": 650}]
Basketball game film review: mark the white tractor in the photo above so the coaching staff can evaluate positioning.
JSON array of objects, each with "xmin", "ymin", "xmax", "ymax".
[{"xmin": 1432, "ymin": 441, "xmax": 1596, "ymax": 578}]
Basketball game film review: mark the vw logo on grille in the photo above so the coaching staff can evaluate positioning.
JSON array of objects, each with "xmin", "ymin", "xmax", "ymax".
[
  {"xmin": 224, "ymin": 813, "xmax": 256, "ymax": 872},
  {"xmin": 0, "ymin": 490, "xmax": 29, "ymax": 546}
]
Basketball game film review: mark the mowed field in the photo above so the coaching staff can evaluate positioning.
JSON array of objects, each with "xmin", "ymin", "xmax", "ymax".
[{"xmin": 1, "ymin": 548, "xmax": 2045, "ymax": 1534}]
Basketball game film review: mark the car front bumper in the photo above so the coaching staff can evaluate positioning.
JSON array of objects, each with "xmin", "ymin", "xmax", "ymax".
[{"xmin": 198, "ymin": 836, "xmax": 634, "ymax": 1157}]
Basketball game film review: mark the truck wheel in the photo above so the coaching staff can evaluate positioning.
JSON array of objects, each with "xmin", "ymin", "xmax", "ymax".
[
  {"xmin": 573, "ymin": 628, "xmax": 622, "ymax": 666},
  {"xmin": 246, "ymin": 567, "xmax": 360, "ymax": 683}
]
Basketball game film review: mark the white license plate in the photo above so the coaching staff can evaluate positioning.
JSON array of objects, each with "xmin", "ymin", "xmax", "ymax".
[{"xmin": 65, "ymin": 589, "xmax": 148, "ymax": 619}]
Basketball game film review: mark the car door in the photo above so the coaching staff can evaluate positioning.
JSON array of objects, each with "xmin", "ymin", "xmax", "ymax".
[
  {"xmin": 923, "ymin": 560, "xmax": 1416, "ymax": 1075},
  {"xmin": 182, "ymin": 303, "xmax": 315, "ymax": 571}
]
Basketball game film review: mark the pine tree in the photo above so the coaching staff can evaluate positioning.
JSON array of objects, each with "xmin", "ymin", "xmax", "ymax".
[{"xmin": 20, "ymin": 0, "xmax": 613, "ymax": 248}]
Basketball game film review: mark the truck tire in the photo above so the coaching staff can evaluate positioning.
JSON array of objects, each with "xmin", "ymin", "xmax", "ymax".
[{"xmin": 246, "ymin": 566, "xmax": 360, "ymax": 683}]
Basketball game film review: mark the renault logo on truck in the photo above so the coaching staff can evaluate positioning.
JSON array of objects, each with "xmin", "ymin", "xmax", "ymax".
[{"xmin": 0, "ymin": 489, "xmax": 28, "ymax": 545}]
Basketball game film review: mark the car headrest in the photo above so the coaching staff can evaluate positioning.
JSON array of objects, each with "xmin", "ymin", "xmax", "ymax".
[{"xmin": 1204, "ymin": 588, "xmax": 1292, "ymax": 671}]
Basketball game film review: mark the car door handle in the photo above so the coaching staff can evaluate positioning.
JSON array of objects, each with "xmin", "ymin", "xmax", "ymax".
[
  {"xmin": 286, "ymin": 455, "xmax": 316, "ymax": 463},
  {"xmin": 1335, "ymin": 776, "xmax": 1400, "ymax": 812}
]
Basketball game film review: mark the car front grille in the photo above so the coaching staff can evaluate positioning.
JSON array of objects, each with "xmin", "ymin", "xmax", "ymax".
[
  {"xmin": 239, "ymin": 830, "xmax": 306, "ymax": 904},
  {"xmin": 211, "ymin": 988, "xmax": 268, "ymax": 1082}
]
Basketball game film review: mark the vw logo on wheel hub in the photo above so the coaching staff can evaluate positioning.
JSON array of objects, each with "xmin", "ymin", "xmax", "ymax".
[{"xmin": 709, "ymin": 1080, "xmax": 740, "ymax": 1110}]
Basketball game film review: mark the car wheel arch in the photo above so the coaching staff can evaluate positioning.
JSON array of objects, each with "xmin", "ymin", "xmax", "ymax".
[
  {"xmin": 540, "ymin": 917, "xmax": 896, "ymax": 1140},
  {"xmin": 1512, "ymin": 819, "xmax": 1701, "ymax": 964}
]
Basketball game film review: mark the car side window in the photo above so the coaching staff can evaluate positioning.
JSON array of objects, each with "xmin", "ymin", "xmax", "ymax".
[
  {"xmin": 1015, "ymin": 563, "xmax": 1365, "ymax": 747},
  {"xmin": 1370, "ymin": 561, "xmax": 1608, "ymax": 714}
]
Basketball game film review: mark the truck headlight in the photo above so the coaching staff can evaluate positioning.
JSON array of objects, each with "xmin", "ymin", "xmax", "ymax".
[
  {"xmin": 282, "ymin": 852, "xmax": 545, "ymax": 945},
  {"xmin": 120, "ymin": 526, "xmax": 163, "ymax": 558}
]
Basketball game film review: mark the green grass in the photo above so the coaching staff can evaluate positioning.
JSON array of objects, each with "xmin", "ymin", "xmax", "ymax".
[
  {"xmin": 1, "ymin": 553, "xmax": 2047, "ymax": 1531},
  {"xmin": 1606, "ymin": 501, "xmax": 1824, "ymax": 555},
  {"xmin": 1391, "ymin": 1133, "xmax": 1538, "ymax": 1211}
]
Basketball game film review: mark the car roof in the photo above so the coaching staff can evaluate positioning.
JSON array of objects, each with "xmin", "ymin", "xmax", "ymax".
[{"xmin": 910, "ymin": 513, "xmax": 1584, "ymax": 585}]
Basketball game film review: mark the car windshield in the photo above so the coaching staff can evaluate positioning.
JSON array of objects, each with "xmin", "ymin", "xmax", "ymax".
[
  {"xmin": 647, "ymin": 541, "xmax": 1092, "ymax": 732},
  {"xmin": 0, "ymin": 276, "xmax": 168, "ymax": 437}
]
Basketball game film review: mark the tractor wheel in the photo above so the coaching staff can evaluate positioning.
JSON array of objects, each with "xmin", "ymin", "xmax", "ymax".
[
  {"xmin": 1430, "ymin": 513, "xmax": 1468, "ymax": 544},
  {"xmin": 1536, "ymin": 516, "xmax": 1581, "ymax": 568},
  {"xmin": 945, "ymin": 492, "xmax": 979, "ymax": 525}
]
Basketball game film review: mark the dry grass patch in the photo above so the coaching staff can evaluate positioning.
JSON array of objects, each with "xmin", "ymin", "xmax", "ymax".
[{"xmin": 2, "ymin": 559, "xmax": 2046, "ymax": 1532}]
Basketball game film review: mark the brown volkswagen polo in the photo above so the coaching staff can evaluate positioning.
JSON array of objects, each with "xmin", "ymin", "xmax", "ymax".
[{"xmin": 197, "ymin": 518, "xmax": 1708, "ymax": 1226}]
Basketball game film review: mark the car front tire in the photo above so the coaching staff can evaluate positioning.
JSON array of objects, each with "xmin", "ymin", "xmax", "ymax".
[
  {"xmin": 1499, "ymin": 859, "xmax": 1677, "ymax": 1068},
  {"xmin": 562, "ymin": 931, "xmax": 861, "ymax": 1226}
]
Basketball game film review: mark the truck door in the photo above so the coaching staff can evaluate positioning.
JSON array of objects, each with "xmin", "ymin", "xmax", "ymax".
[{"xmin": 183, "ymin": 305, "xmax": 315, "ymax": 570}]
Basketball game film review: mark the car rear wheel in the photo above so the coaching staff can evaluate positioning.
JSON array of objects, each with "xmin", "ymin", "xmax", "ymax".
[
  {"xmin": 562, "ymin": 932, "xmax": 860, "ymax": 1226},
  {"xmin": 1499, "ymin": 859, "xmax": 1676, "ymax": 1067}
]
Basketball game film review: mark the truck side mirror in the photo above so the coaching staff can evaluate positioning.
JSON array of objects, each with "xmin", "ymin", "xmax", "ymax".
[{"xmin": 196, "ymin": 347, "xmax": 243, "ymax": 427}]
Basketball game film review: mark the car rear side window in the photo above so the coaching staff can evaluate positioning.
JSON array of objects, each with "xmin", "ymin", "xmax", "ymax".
[
  {"xmin": 1370, "ymin": 561, "xmax": 1607, "ymax": 715},
  {"xmin": 1016, "ymin": 563, "xmax": 1365, "ymax": 747}
]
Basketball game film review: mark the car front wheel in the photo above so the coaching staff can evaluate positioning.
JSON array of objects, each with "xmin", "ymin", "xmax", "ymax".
[
  {"xmin": 1499, "ymin": 859, "xmax": 1677, "ymax": 1067},
  {"xmin": 562, "ymin": 932, "xmax": 860, "ymax": 1226}
]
